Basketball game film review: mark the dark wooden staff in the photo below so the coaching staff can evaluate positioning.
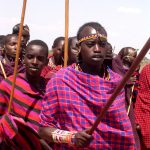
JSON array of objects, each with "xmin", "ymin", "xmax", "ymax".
[
  {"xmin": 64, "ymin": 0, "xmax": 69, "ymax": 67},
  {"xmin": 89, "ymin": 37, "xmax": 150, "ymax": 135},
  {"xmin": 8, "ymin": 0, "xmax": 27, "ymax": 113}
]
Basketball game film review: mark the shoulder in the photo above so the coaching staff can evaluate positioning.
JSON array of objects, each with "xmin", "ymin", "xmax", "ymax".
[
  {"xmin": 108, "ymin": 67, "xmax": 122, "ymax": 81},
  {"xmin": 0, "ymin": 73, "xmax": 26, "ymax": 87},
  {"xmin": 52, "ymin": 65, "xmax": 75, "ymax": 78},
  {"xmin": 46, "ymin": 65, "xmax": 75, "ymax": 85},
  {"xmin": 141, "ymin": 64, "xmax": 150, "ymax": 73}
]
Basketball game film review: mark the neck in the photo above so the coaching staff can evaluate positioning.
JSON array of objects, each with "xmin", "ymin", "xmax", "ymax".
[
  {"xmin": 25, "ymin": 73, "xmax": 41, "ymax": 87},
  {"xmin": 53, "ymin": 56, "xmax": 63, "ymax": 66},
  {"xmin": 80, "ymin": 62, "xmax": 104, "ymax": 77},
  {"xmin": 3, "ymin": 55, "xmax": 15, "ymax": 66}
]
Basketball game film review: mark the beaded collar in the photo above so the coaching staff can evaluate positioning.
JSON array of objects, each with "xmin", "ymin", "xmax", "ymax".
[
  {"xmin": 78, "ymin": 33, "xmax": 107, "ymax": 44},
  {"xmin": 75, "ymin": 63, "xmax": 110, "ymax": 80}
]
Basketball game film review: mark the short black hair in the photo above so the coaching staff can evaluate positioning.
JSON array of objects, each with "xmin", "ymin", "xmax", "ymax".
[
  {"xmin": 12, "ymin": 23, "xmax": 30, "ymax": 34},
  {"xmin": 77, "ymin": 22, "xmax": 107, "ymax": 40},
  {"xmin": 26, "ymin": 40, "xmax": 49, "ymax": 57},
  {"xmin": 52, "ymin": 36, "xmax": 64, "ymax": 48}
]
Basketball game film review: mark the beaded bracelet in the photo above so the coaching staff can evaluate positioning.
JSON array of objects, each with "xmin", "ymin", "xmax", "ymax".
[{"xmin": 52, "ymin": 129, "xmax": 76, "ymax": 145}]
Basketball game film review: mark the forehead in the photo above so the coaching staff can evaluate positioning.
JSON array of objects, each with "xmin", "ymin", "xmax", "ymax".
[
  {"xmin": 26, "ymin": 44, "xmax": 47, "ymax": 56},
  {"xmin": 126, "ymin": 48, "xmax": 137, "ymax": 56},
  {"xmin": 57, "ymin": 40, "xmax": 64, "ymax": 46},
  {"xmin": 80, "ymin": 26, "xmax": 97, "ymax": 39},
  {"xmin": 6, "ymin": 36, "xmax": 18, "ymax": 44},
  {"xmin": 128, "ymin": 48, "xmax": 136, "ymax": 53}
]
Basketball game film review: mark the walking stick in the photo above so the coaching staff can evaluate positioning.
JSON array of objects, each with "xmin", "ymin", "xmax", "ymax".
[
  {"xmin": 0, "ymin": 60, "xmax": 7, "ymax": 79},
  {"xmin": 89, "ymin": 37, "xmax": 150, "ymax": 135},
  {"xmin": 8, "ymin": 0, "xmax": 27, "ymax": 113},
  {"xmin": 127, "ymin": 85, "xmax": 134, "ymax": 115},
  {"xmin": 64, "ymin": 0, "xmax": 69, "ymax": 67}
]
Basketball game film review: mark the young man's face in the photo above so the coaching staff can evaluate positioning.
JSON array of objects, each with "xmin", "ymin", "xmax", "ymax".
[
  {"xmin": 24, "ymin": 44, "xmax": 48, "ymax": 77},
  {"xmin": 21, "ymin": 30, "xmax": 30, "ymax": 47},
  {"xmin": 68, "ymin": 37, "xmax": 79, "ymax": 63},
  {"xmin": 79, "ymin": 27, "xmax": 107, "ymax": 66},
  {"xmin": 122, "ymin": 49, "xmax": 137, "ymax": 68},
  {"xmin": 5, "ymin": 36, "xmax": 18, "ymax": 58},
  {"xmin": 53, "ymin": 40, "xmax": 64, "ymax": 63}
]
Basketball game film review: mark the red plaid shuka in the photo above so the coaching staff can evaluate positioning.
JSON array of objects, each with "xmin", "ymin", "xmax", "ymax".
[
  {"xmin": 134, "ymin": 64, "xmax": 150, "ymax": 149},
  {"xmin": 0, "ymin": 73, "xmax": 48, "ymax": 149},
  {"xmin": 40, "ymin": 64, "xmax": 136, "ymax": 150}
]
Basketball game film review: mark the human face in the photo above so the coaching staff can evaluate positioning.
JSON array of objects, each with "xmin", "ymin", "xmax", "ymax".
[
  {"xmin": 5, "ymin": 36, "xmax": 18, "ymax": 58},
  {"xmin": 24, "ymin": 45, "xmax": 48, "ymax": 77},
  {"xmin": 21, "ymin": 30, "xmax": 30, "ymax": 47},
  {"xmin": 68, "ymin": 37, "xmax": 79, "ymax": 63},
  {"xmin": 105, "ymin": 43, "xmax": 113, "ymax": 60},
  {"xmin": 53, "ymin": 40, "xmax": 64, "ymax": 63},
  {"xmin": 79, "ymin": 27, "xmax": 107, "ymax": 67},
  {"xmin": 122, "ymin": 48, "xmax": 137, "ymax": 68}
]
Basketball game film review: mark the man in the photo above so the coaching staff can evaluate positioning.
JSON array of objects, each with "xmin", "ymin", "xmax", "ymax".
[
  {"xmin": 0, "ymin": 34, "xmax": 25, "ymax": 82},
  {"xmin": 111, "ymin": 47, "xmax": 141, "ymax": 149},
  {"xmin": 41, "ymin": 36, "xmax": 65, "ymax": 83},
  {"xmin": 12, "ymin": 23, "xmax": 30, "ymax": 56},
  {"xmin": 39, "ymin": 22, "xmax": 135, "ymax": 149},
  {"xmin": 134, "ymin": 64, "xmax": 150, "ymax": 149},
  {"xmin": 0, "ymin": 35, "xmax": 5, "ymax": 56},
  {"xmin": 0, "ymin": 40, "xmax": 49, "ymax": 149},
  {"xmin": 48, "ymin": 36, "xmax": 64, "ymax": 68},
  {"xmin": 67, "ymin": 36, "xmax": 79, "ymax": 65},
  {"xmin": 12, "ymin": 23, "xmax": 30, "ymax": 46}
]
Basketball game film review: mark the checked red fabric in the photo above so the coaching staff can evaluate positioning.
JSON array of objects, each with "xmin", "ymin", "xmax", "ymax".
[
  {"xmin": 134, "ymin": 64, "xmax": 150, "ymax": 149},
  {"xmin": 40, "ymin": 64, "xmax": 136, "ymax": 150}
]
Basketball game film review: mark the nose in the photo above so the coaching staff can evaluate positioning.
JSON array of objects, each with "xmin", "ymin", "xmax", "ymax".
[
  {"xmin": 32, "ymin": 57, "xmax": 38, "ymax": 64},
  {"xmin": 94, "ymin": 44, "xmax": 101, "ymax": 52}
]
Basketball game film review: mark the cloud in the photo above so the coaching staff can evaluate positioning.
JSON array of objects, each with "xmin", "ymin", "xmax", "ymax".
[{"xmin": 117, "ymin": 7, "xmax": 142, "ymax": 14}]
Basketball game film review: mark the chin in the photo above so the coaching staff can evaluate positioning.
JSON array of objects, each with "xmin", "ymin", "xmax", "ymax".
[{"xmin": 29, "ymin": 72, "xmax": 39, "ymax": 77}]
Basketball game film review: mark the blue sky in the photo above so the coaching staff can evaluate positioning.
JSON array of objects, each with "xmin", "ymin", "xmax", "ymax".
[{"xmin": 0, "ymin": 0, "xmax": 150, "ymax": 56}]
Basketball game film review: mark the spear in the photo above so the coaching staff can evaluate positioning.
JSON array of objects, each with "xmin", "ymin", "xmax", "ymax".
[
  {"xmin": 89, "ymin": 37, "xmax": 150, "ymax": 135},
  {"xmin": 8, "ymin": 0, "xmax": 27, "ymax": 113},
  {"xmin": 64, "ymin": 0, "xmax": 69, "ymax": 67}
]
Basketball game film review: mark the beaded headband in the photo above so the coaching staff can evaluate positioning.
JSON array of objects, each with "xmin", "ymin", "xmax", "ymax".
[{"xmin": 78, "ymin": 33, "xmax": 107, "ymax": 44}]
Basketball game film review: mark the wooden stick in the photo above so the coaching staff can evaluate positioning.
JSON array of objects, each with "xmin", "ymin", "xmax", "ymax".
[
  {"xmin": 0, "ymin": 60, "xmax": 7, "ymax": 79},
  {"xmin": 64, "ymin": 0, "xmax": 69, "ymax": 67},
  {"xmin": 8, "ymin": 0, "xmax": 27, "ymax": 113},
  {"xmin": 89, "ymin": 37, "xmax": 150, "ymax": 135},
  {"xmin": 127, "ymin": 85, "xmax": 134, "ymax": 115}
]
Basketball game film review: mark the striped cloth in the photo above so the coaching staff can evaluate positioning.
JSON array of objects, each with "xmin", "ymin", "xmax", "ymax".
[
  {"xmin": 134, "ymin": 64, "xmax": 150, "ymax": 149},
  {"xmin": 40, "ymin": 64, "xmax": 136, "ymax": 150},
  {"xmin": 0, "ymin": 73, "xmax": 46, "ymax": 138}
]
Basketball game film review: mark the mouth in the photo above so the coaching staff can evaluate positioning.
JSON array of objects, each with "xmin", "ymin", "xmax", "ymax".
[
  {"xmin": 92, "ymin": 55, "xmax": 103, "ymax": 58},
  {"xmin": 29, "ymin": 67, "xmax": 39, "ymax": 71},
  {"xmin": 91, "ymin": 55, "xmax": 104, "ymax": 61}
]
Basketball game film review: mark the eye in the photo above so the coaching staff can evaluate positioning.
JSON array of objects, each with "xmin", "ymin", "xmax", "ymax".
[
  {"xmin": 99, "ymin": 41, "xmax": 107, "ymax": 48},
  {"xmin": 37, "ymin": 56, "xmax": 45, "ymax": 62},
  {"xmin": 85, "ymin": 41, "xmax": 96, "ymax": 48},
  {"xmin": 26, "ymin": 54, "xmax": 33, "ymax": 59}
]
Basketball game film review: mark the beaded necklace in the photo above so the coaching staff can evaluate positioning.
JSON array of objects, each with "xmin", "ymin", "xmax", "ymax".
[{"xmin": 75, "ymin": 63, "xmax": 110, "ymax": 80}]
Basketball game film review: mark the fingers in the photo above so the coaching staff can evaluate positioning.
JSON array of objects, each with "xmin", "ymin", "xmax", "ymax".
[{"xmin": 74, "ymin": 130, "xmax": 93, "ymax": 148}]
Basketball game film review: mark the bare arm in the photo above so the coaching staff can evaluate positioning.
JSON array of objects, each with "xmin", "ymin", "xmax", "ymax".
[
  {"xmin": 38, "ymin": 127, "xmax": 93, "ymax": 148},
  {"xmin": 38, "ymin": 127, "xmax": 57, "ymax": 142}
]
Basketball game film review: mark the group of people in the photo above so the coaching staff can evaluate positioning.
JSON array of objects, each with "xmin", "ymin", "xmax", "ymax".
[{"xmin": 0, "ymin": 21, "xmax": 149, "ymax": 150}]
